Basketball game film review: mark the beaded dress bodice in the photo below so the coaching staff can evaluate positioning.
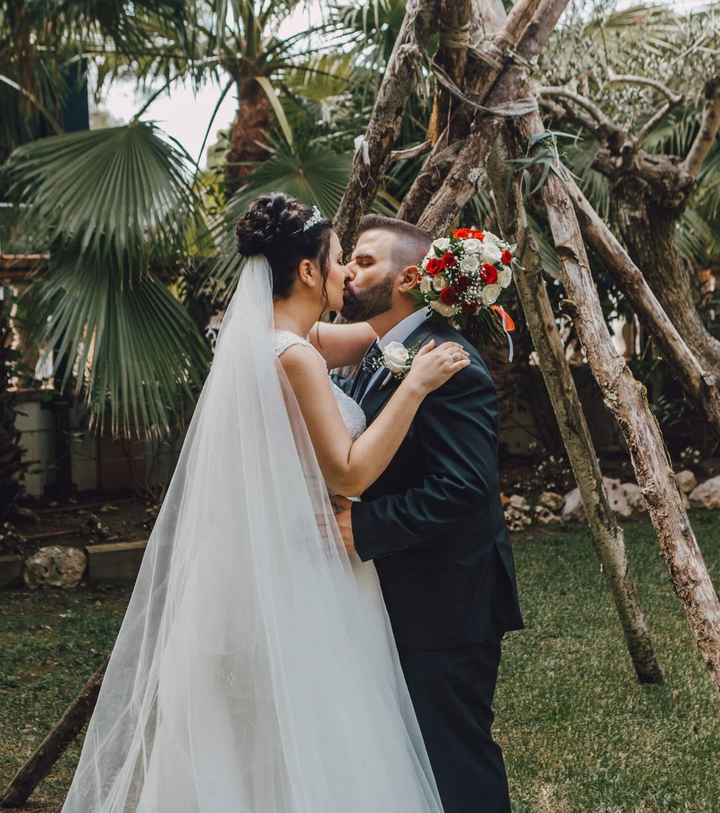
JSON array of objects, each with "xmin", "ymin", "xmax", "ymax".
[{"xmin": 273, "ymin": 330, "xmax": 366, "ymax": 441}]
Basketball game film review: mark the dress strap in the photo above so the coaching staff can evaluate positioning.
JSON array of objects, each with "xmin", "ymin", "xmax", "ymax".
[{"xmin": 273, "ymin": 330, "xmax": 315, "ymax": 358}]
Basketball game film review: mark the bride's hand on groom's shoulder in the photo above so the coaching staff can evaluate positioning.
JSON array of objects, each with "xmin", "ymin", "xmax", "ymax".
[{"xmin": 406, "ymin": 339, "xmax": 470, "ymax": 396}]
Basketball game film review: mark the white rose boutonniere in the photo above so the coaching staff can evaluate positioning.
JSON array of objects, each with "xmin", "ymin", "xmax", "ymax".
[
  {"xmin": 383, "ymin": 341, "xmax": 411, "ymax": 375},
  {"xmin": 363, "ymin": 340, "xmax": 423, "ymax": 388}
]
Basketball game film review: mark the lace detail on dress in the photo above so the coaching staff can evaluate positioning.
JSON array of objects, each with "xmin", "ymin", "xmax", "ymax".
[
  {"xmin": 273, "ymin": 329, "xmax": 314, "ymax": 357},
  {"xmin": 273, "ymin": 330, "xmax": 366, "ymax": 441}
]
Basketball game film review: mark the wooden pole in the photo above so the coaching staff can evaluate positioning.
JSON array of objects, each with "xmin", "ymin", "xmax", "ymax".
[{"xmin": 0, "ymin": 657, "xmax": 109, "ymax": 807}]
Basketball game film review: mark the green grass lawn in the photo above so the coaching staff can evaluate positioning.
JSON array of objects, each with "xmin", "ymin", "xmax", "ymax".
[{"xmin": 1, "ymin": 510, "xmax": 719, "ymax": 812}]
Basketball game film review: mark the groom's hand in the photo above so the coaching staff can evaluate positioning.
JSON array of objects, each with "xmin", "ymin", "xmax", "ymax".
[{"xmin": 332, "ymin": 497, "xmax": 355, "ymax": 556}]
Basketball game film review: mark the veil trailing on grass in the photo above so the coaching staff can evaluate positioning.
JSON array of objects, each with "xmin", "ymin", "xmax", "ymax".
[{"xmin": 61, "ymin": 257, "xmax": 443, "ymax": 813}]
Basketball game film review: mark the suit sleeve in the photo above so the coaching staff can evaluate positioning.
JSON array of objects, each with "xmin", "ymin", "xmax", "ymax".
[{"xmin": 351, "ymin": 359, "xmax": 499, "ymax": 561}]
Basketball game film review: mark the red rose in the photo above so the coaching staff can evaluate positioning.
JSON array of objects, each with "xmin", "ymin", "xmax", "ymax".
[
  {"xmin": 441, "ymin": 251, "xmax": 457, "ymax": 269},
  {"xmin": 462, "ymin": 301, "xmax": 477, "ymax": 314},
  {"xmin": 440, "ymin": 287, "xmax": 458, "ymax": 305},
  {"xmin": 426, "ymin": 258, "xmax": 443, "ymax": 276},
  {"xmin": 453, "ymin": 228, "xmax": 472, "ymax": 239},
  {"xmin": 501, "ymin": 249, "xmax": 513, "ymax": 266},
  {"xmin": 471, "ymin": 229, "xmax": 485, "ymax": 240},
  {"xmin": 481, "ymin": 263, "xmax": 498, "ymax": 284},
  {"xmin": 457, "ymin": 275, "xmax": 471, "ymax": 292}
]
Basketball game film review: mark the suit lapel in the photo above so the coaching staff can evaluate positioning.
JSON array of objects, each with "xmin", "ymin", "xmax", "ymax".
[{"xmin": 360, "ymin": 321, "xmax": 437, "ymax": 425}]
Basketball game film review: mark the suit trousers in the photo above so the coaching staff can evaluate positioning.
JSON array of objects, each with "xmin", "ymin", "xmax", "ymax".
[{"xmin": 398, "ymin": 637, "xmax": 511, "ymax": 813}]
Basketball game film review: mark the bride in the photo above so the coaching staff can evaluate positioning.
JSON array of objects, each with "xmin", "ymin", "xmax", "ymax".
[{"xmin": 60, "ymin": 193, "xmax": 470, "ymax": 812}]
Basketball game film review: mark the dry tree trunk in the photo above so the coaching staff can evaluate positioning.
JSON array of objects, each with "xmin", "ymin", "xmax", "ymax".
[
  {"xmin": 440, "ymin": 0, "xmax": 663, "ymax": 685},
  {"xmin": 566, "ymin": 176, "xmax": 720, "ymax": 436},
  {"xmin": 0, "ymin": 657, "xmax": 109, "ymax": 807},
  {"xmin": 611, "ymin": 180, "xmax": 720, "ymax": 378},
  {"xmin": 499, "ymin": 61, "xmax": 720, "ymax": 688},
  {"xmin": 506, "ymin": 173, "xmax": 663, "ymax": 684},
  {"xmin": 428, "ymin": 0, "xmax": 473, "ymax": 143},
  {"xmin": 333, "ymin": 0, "xmax": 437, "ymax": 254},
  {"xmin": 414, "ymin": 0, "xmax": 567, "ymax": 232},
  {"xmin": 399, "ymin": 0, "xmax": 548, "ymax": 224}
]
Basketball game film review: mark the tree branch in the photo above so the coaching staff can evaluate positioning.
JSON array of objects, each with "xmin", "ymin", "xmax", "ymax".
[
  {"xmin": 398, "ymin": 0, "xmax": 568, "ymax": 228},
  {"xmin": 333, "ymin": 0, "xmax": 437, "ymax": 254},
  {"xmin": 683, "ymin": 77, "xmax": 720, "ymax": 179},
  {"xmin": 416, "ymin": 0, "xmax": 571, "ymax": 233},
  {"xmin": 390, "ymin": 140, "xmax": 432, "ymax": 162},
  {"xmin": 637, "ymin": 101, "xmax": 673, "ymax": 145},
  {"xmin": 564, "ymin": 173, "xmax": 720, "ymax": 434},
  {"xmin": 606, "ymin": 72, "xmax": 683, "ymax": 106},
  {"xmin": 539, "ymin": 86, "xmax": 627, "ymax": 141}
]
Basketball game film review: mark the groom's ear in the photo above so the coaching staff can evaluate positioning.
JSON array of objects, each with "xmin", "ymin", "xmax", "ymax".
[{"xmin": 397, "ymin": 265, "xmax": 421, "ymax": 293}]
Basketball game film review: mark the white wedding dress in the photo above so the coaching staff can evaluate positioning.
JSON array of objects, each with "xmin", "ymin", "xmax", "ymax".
[
  {"xmin": 60, "ymin": 257, "xmax": 443, "ymax": 813},
  {"xmin": 273, "ymin": 330, "xmax": 379, "ymax": 599}
]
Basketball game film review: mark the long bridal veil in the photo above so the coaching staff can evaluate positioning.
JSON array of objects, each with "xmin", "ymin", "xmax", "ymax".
[{"xmin": 61, "ymin": 257, "xmax": 443, "ymax": 813}]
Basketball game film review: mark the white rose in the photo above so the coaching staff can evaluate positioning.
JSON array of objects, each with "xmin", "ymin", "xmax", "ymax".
[
  {"xmin": 419, "ymin": 275, "xmax": 433, "ymax": 294},
  {"xmin": 480, "ymin": 242, "xmax": 503, "ymax": 264},
  {"xmin": 481, "ymin": 283, "xmax": 502, "ymax": 305},
  {"xmin": 460, "ymin": 254, "xmax": 480, "ymax": 274},
  {"xmin": 383, "ymin": 341, "xmax": 410, "ymax": 374},
  {"xmin": 498, "ymin": 267, "xmax": 513, "ymax": 288},
  {"xmin": 433, "ymin": 237, "xmax": 450, "ymax": 252},
  {"xmin": 463, "ymin": 238, "xmax": 484, "ymax": 254},
  {"xmin": 430, "ymin": 299, "xmax": 459, "ymax": 318},
  {"xmin": 432, "ymin": 274, "xmax": 448, "ymax": 292}
]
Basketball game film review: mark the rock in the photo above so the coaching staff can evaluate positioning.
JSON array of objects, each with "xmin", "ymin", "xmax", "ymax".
[
  {"xmin": 690, "ymin": 475, "xmax": 720, "ymax": 510},
  {"xmin": 562, "ymin": 477, "xmax": 635, "ymax": 522},
  {"xmin": 508, "ymin": 494, "xmax": 530, "ymax": 512},
  {"xmin": 24, "ymin": 546, "xmax": 87, "ymax": 589},
  {"xmin": 534, "ymin": 504, "xmax": 563, "ymax": 525},
  {"xmin": 504, "ymin": 506, "xmax": 532, "ymax": 532},
  {"xmin": 675, "ymin": 469, "xmax": 698, "ymax": 495},
  {"xmin": 538, "ymin": 491, "xmax": 565, "ymax": 512},
  {"xmin": 622, "ymin": 483, "xmax": 647, "ymax": 514},
  {"xmin": 561, "ymin": 487, "xmax": 585, "ymax": 522}
]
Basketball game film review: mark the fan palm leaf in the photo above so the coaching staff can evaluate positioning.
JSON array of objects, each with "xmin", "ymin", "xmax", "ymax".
[
  {"xmin": 208, "ymin": 135, "xmax": 354, "ymax": 298},
  {"xmin": 6, "ymin": 123, "xmax": 197, "ymax": 270},
  {"xmin": 29, "ymin": 254, "xmax": 210, "ymax": 439}
]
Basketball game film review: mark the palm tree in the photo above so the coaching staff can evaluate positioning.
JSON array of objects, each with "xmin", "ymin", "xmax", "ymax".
[{"xmin": 2, "ymin": 0, "xmax": 361, "ymax": 440}]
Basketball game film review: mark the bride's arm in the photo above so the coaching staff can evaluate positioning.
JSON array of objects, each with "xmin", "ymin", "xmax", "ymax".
[
  {"xmin": 279, "ymin": 341, "xmax": 469, "ymax": 497},
  {"xmin": 307, "ymin": 322, "xmax": 377, "ymax": 370}
]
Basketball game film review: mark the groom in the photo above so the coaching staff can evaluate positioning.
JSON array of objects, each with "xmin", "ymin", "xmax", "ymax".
[{"xmin": 335, "ymin": 215, "xmax": 524, "ymax": 813}]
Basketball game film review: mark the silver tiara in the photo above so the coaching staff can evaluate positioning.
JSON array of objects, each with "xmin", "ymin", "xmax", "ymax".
[{"xmin": 303, "ymin": 205, "xmax": 324, "ymax": 232}]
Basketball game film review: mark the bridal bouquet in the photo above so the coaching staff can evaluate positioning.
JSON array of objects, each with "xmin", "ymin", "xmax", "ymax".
[{"xmin": 417, "ymin": 228, "xmax": 514, "ymax": 329}]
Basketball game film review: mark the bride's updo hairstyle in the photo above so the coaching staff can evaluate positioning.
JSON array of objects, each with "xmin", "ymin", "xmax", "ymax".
[{"xmin": 235, "ymin": 193, "xmax": 333, "ymax": 299}]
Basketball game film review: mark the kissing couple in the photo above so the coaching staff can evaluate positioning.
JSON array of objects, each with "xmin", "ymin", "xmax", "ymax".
[{"xmin": 60, "ymin": 193, "xmax": 523, "ymax": 813}]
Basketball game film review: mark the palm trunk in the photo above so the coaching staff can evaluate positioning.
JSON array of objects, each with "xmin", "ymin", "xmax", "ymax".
[{"xmin": 224, "ymin": 77, "xmax": 273, "ymax": 199}]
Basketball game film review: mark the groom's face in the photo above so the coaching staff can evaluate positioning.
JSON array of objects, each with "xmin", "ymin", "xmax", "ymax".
[{"xmin": 341, "ymin": 229, "xmax": 398, "ymax": 322}]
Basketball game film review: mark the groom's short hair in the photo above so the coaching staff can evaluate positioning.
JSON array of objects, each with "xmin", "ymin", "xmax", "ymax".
[{"xmin": 357, "ymin": 215, "xmax": 432, "ymax": 272}]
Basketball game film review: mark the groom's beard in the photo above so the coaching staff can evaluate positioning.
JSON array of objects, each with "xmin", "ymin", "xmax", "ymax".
[{"xmin": 341, "ymin": 274, "xmax": 394, "ymax": 322}]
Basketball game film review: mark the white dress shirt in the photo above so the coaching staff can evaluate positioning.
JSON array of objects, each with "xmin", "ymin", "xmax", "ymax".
[{"xmin": 359, "ymin": 307, "xmax": 431, "ymax": 405}]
